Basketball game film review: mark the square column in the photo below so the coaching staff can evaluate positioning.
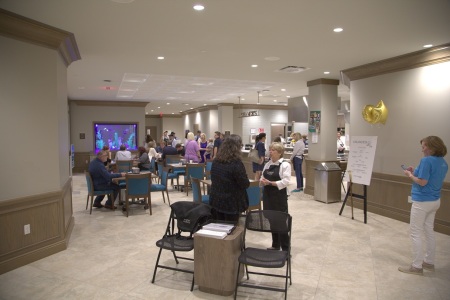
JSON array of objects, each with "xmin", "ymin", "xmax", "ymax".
[{"xmin": 304, "ymin": 78, "xmax": 340, "ymax": 196}]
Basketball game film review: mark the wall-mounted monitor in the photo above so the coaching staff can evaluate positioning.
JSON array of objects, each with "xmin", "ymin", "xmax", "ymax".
[{"xmin": 94, "ymin": 122, "xmax": 138, "ymax": 153}]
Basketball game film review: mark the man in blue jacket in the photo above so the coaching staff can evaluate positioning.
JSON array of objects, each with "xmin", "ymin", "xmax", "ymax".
[{"xmin": 88, "ymin": 150, "xmax": 125, "ymax": 209}]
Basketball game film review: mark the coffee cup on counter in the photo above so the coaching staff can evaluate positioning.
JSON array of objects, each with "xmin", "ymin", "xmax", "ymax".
[{"xmin": 131, "ymin": 167, "xmax": 140, "ymax": 174}]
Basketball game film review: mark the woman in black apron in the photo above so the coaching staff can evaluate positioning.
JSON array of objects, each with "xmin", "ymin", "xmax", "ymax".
[{"xmin": 260, "ymin": 142, "xmax": 292, "ymax": 251}]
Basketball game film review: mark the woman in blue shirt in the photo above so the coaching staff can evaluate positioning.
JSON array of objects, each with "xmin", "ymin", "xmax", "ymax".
[
  {"xmin": 398, "ymin": 136, "xmax": 448, "ymax": 276},
  {"xmin": 252, "ymin": 133, "xmax": 266, "ymax": 181}
]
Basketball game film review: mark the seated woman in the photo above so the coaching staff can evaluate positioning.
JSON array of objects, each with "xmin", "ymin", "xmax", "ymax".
[{"xmin": 137, "ymin": 146, "xmax": 150, "ymax": 170}]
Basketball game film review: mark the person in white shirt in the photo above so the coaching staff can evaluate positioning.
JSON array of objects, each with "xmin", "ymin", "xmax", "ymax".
[
  {"xmin": 115, "ymin": 144, "xmax": 132, "ymax": 160},
  {"xmin": 337, "ymin": 131, "xmax": 345, "ymax": 155},
  {"xmin": 169, "ymin": 132, "xmax": 179, "ymax": 148},
  {"xmin": 260, "ymin": 142, "xmax": 291, "ymax": 251}
]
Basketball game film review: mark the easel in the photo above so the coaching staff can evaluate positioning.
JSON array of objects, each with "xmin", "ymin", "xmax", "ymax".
[{"xmin": 339, "ymin": 171, "xmax": 368, "ymax": 224}]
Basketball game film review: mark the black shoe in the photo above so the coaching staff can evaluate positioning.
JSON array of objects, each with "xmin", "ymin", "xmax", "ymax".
[
  {"xmin": 93, "ymin": 203, "xmax": 103, "ymax": 208},
  {"xmin": 104, "ymin": 204, "xmax": 117, "ymax": 210}
]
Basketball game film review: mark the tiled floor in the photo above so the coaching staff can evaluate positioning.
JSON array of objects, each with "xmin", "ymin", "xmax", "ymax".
[{"xmin": 1, "ymin": 174, "xmax": 449, "ymax": 300}]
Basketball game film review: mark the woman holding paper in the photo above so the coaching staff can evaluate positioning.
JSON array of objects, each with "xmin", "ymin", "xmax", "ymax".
[
  {"xmin": 398, "ymin": 136, "xmax": 448, "ymax": 276},
  {"xmin": 260, "ymin": 142, "xmax": 292, "ymax": 251}
]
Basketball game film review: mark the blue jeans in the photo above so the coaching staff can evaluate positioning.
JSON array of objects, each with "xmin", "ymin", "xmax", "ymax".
[{"xmin": 293, "ymin": 156, "xmax": 303, "ymax": 189}]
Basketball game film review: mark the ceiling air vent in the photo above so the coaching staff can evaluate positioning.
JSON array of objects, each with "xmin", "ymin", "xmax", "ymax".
[{"xmin": 277, "ymin": 66, "xmax": 307, "ymax": 73}]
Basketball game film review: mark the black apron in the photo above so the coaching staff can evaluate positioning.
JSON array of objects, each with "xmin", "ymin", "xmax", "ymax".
[{"xmin": 262, "ymin": 162, "xmax": 288, "ymax": 213}]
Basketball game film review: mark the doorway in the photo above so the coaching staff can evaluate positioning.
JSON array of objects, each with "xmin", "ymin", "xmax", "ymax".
[
  {"xmin": 145, "ymin": 126, "xmax": 158, "ymax": 144},
  {"xmin": 270, "ymin": 123, "xmax": 286, "ymax": 142}
]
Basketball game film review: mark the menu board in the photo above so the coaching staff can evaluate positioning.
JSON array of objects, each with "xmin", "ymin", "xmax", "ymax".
[{"xmin": 344, "ymin": 136, "xmax": 377, "ymax": 186}]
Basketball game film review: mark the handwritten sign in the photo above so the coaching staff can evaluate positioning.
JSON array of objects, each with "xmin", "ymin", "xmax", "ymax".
[{"xmin": 344, "ymin": 136, "xmax": 377, "ymax": 185}]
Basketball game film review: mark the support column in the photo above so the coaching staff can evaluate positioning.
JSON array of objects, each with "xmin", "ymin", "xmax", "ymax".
[{"xmin": 304, "ymin": 79, "xmax": 340, "ymax": 196}]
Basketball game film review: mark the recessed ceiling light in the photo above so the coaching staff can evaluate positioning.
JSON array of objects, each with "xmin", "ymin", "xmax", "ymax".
[
  {"xmin": 157, "ymin": 56, "xmax": 164, "ymax": 60},
  {"xmin": 423, "ymin": 44, "xmax": 433, "ymax": 48},
  {"xmin": 151, "ymin": 110, "xmax": 154, "ymax": 112},
  {"xmin": 286, "ymin": 96, "xmax": 291, "ymax": 98},
  {"xmin": 324, "ymin": 71, "xmax": 330, "ymax": 74},
  {"xmin": 203, "ymin": 104, "xmax": 207, "ymax": 106},
  {"xmin": 264, "ymin": 56, "xmax": 280, "ymax": 61},
  {"xmin": 273, "ymin": 99, "xmax": 277, "ymax": 102},
  {"xmin": 166, "ymin": 103, "xmax": 170, "ymax": 105},
  {"xmin": 251, "ymin": 64, "xmax": 258, "ymax": 68},
  {"xmin": 333, "ymin": 27, "xmax": 343, "ymax": 32},
  {"xmin": 111, "ymin": 0, "xmax": 135, "ymax": 3},
  {"xmin": 157, "ymin": 107, "xmax": 160, "ymax": 109},
  {"xmin": 171, "ymin": 113, "xmax": 175, "ymax": 115},
  {"xmin": 179, "ymin": 111, "xmax": 182, "ymax": 113},
  {"xmin": 193, "ymin": 4, "xmax": 204, "ymax": 11},
  {"xmin": 190, "ymin": 107, "xmax": 193, "ymax": 110},
  {"xmin": 281, "ymin": 89, "xmax": 286, "ymax": 91}
]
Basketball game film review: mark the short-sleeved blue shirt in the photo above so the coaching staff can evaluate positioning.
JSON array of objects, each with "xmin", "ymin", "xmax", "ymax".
[{"xmin": 411, "ymin": 156, "xmax": 448, "ymax": 201}]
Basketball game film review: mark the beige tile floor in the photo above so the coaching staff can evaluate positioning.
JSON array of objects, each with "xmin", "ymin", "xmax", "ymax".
[{"xmin": 1, "ymin": 174, "xmax": 450, "ymax": 300}]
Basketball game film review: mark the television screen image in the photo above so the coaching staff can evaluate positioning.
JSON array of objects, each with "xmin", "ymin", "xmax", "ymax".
[{"xmin": 94, "ymin": 122, "xmax": 138, "ymax": 153}]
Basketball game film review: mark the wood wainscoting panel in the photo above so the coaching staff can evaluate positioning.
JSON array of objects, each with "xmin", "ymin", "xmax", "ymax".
[
  {"xmin": 73, "ymin": 151, "xmax": 91, "ymax": 173},
  {"xmin": 0, "ymin": 177, "xmax": 74, "ymax": 274},
  {"xmin": 347, "ymin": 173, "xmax": 450, "ymax": 235}
]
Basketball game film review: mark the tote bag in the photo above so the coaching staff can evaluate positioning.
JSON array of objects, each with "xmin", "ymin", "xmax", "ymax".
[{"xmin": 248, "ymin": 149, "xmax": 260, "ymax": 163}]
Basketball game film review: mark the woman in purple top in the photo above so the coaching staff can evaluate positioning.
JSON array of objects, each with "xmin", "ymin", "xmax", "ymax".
[
  {"xmin": 184, "ymin": 132, "xmax": 201, "ymax": 163},
  {"xmin": 198, "ymin": 133, "xmax": 208, "ymax": 163}
]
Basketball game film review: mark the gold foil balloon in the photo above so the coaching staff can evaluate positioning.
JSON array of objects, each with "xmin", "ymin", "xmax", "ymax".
[{"xmin": 362, "ymin": 100, "xmax": 388, "ymax": 125}]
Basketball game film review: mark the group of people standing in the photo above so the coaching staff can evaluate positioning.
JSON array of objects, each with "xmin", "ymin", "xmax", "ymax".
[
  {"xmin": 252, "ymin": 131, "xmax": 305, "ymax": 193},
  {"xmin": 208, "ymin": 133, "xmax": 292, "ymax": 251}
]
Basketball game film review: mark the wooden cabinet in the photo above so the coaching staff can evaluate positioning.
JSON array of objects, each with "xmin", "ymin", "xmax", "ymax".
[{"xmin": 194, "ymin": 226, "xmax": 244, "ymax": 296}]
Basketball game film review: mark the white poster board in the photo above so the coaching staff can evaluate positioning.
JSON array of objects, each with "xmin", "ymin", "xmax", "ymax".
[{"xmin": 344, "ymin": 136, "xmax": 377, "ymax": 186}]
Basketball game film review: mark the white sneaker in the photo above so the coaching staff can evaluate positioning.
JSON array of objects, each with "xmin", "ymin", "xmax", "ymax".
[
  {"xmin": 398, "ymin": 265, "xmax": 423, "ymax": 275},
  {"xmin": 422, "ymin": 262, "xmax": 435, "ymax": 271}
]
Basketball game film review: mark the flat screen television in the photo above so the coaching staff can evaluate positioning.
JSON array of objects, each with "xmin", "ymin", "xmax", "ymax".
[{"xmin": 94, "ymin": 122, "xmax": 138, "ymax": 153}]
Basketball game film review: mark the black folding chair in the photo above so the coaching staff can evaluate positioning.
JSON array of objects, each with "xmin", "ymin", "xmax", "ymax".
[
  {"xmin": 152, "ymin": 201, "xmax": 212, "ymax": 291},
  {"xmin": 234, "ymin": 210, "xmax": 292, "ymax": 300}
]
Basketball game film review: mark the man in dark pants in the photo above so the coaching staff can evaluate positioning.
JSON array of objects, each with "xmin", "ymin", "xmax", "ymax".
[{"xmin": 88, "ymin": 150, "xmax": 125, "ymax": 209}]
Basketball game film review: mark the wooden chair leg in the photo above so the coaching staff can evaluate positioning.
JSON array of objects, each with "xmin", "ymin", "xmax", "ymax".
[
  {"xmin": 89, "ymin": 196, "xmax": 93, "ymax": 214},
  {"xmin": 147, "ymin": 193, "xmax": 152, "ymax": 215}
]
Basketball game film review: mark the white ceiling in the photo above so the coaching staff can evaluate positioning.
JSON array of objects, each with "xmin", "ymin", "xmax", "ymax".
[{"xmin": 1, "ymin": 0, "xmax": 450, "ymax": 115}]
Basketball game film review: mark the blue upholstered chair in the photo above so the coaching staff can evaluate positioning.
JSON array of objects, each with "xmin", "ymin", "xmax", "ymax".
[
  {"xmin": 205, "ymin": 159, "xmax": 213, "ymax": 177},
  {"xmin": 85, "ymin": 171, "xmax": 114, "ymax": 214},
  {"xmin": 149, "ymin": 157, "xmax": 157, "ymax": 181},
  {"xmin": 191, "ymin": 177, "xmax": 209, "ymax": 204},
  {"xmin": 183, "ymin": 163, "xmax": 205, "ymax": 196},
  {"xmin": 124, "ymin": 173, "xmax": 152, "ymax": 217},
  {"xmin": 246, "ymin": 181, "xmax": 262, "ymax": 212},
  {"xmin": 151, "ymin": 166, "xmax": 172, "ymax": 205},
  {"xmin": 116, "ymin": 160, "xmax": 133, "ymax": 172},
  {"xmin": 165, "ymin": 155, "xmax": 185, "ymax": 189}
]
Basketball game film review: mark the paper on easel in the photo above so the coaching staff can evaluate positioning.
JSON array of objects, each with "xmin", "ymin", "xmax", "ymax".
[{"xmin": 344, "ymin": 136, "xmax": 377, "ymax": 186}]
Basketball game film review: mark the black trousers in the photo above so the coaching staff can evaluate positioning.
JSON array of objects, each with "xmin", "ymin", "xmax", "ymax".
[
  {"xmin": 263, "ymin": 188, "xmax": 289, "ymax": 251},
  {"xmin": 94, "ymin": 183, "xmax": 121, "ymax": 205}
]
